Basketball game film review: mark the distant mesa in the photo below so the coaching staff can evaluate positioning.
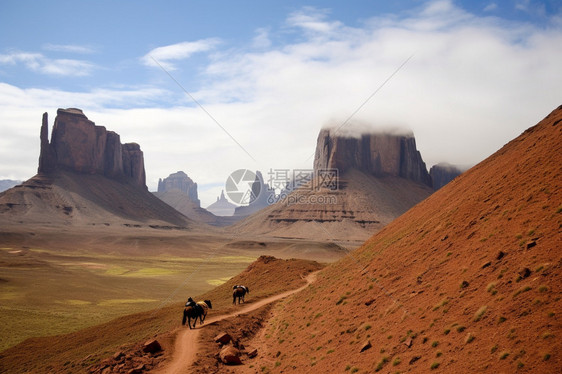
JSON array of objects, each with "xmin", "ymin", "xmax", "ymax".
[
  {"xmin": 314, "ymin": 128, "xmax": 432, "ymax": 187},
  {"xmin": 39, "ymin": 108, "xmax": 146, "ymax": 188},
  {"xmin": 231, "ymin": 126, "xmax": 442, "ymax": 241},
  {"xmin": 0, "ymin": 180, "xmax": 22, "ymax": 193},
  {"xmin": 207, "ymin": 190, "xmax": 237, "ymax": 217},
  {"xmin": 233, "ymin": 171, "xmax": 276, "ymax": 217},
  {"xmin": 157, "ymin": 171, "xmax": 200, "ymax": 207},
  {"xmin": 153, "ymin": 171, "xmax": 229, "ymax": 225},
  {"xmin": 429, "ymin": 163, "xmax": 463, "ymax": 190}
]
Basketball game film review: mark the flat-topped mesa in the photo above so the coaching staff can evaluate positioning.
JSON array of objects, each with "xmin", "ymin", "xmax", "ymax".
[
  {"xmin": 38, "ymin": 108, "xmax": 146, "ymax": 189},
  {"xmin": 313, "ymin": 128, "xmax": 432, "ymax": 187},
  {"xmin": 157, "ymin": 171, "xmax": 200, "ymax": 207}
]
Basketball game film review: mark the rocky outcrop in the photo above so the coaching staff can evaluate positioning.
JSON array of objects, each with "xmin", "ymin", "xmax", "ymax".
[
  {"xmin": 313, "ymin": 128, "xmax": 432, "ymax": 187},
  {"xmin": 233, "ymin": 171, "xmax": 275, "ymax": 217},
  {"xmin": 206, "ymin": 190, "xmax": 237, "ymax": 216},
  {"xmin": 157, "ymin": 171, "xmax": 200, "ymax": 206},
  {"xmin": 38, "ymin": 108, "xmax": 146, "ymax": 188},
  {"xmin": 429, "ymin": 163, "xmax": 463, "ymax": 190}
]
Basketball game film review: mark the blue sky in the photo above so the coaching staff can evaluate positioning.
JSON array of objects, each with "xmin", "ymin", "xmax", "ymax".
[{"xmin": 1, "ymin": 0, "xmax": 561, "ymax": 207}]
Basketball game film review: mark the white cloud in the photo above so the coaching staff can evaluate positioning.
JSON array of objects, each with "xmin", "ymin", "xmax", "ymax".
[
  {"xmin": 42, "ymin": 43, "xmax": 95, "ymax": 54},
  {"xmin": 141, "ymin": 39, "xmax": 221, "ymax": 70},
  {"xmin": 252, "ymin": 28, "xmax": 271, "ymax": 49},
  {"xmin": 483, "ymin": 3, "xmax": 498, "ymax": 12},
  {"xmin": 0, "ymin": 50, "xmax": 94, "ymax": 76}
]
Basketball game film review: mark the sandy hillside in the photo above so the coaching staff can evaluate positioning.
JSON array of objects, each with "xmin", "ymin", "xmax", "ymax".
[{"xmin": 246, "ymin": 106, "xmax": 562, "ymax": 373}]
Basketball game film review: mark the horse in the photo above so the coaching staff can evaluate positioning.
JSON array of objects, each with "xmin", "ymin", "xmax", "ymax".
[
  {"xmin": 233, "ymin": 285, "xmax": 249, "ymax": 304},
  {"xmin": 182, "ymin": 299, "xmax": 212, "ymax": 329}
]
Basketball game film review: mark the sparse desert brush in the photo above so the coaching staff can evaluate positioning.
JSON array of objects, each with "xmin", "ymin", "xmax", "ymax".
[
  {"xmin": 375, "ymin": 356, "xmax": 389, "ymax": 372},
  {"xmin": 513, "ymin": 285, "xmax": 532, "ymax": 297},
  {"xmin": 432, "ymin": 340, "xmax": 439, "ymax": 347},
  {"xmin": 486, "ymin": 282, "xmax": 497, "ymax": 295},
  {"xmin": 433, "ymin": 298, "xmax": 449, "ymax": 311},
  {"xmin": 491, "ymin": 345, "xmax": 498, "ymax": 353},
  {"xmin": 465, "ymin": 333, "xmax": 475, "ymax": 343},
  {"xmin": 499, "ymin": 351, "xmax": 510, "ymax": 360},
  {"xmin": 474, "ymin": 305, "xmax": 488, "ymax": 321},
  {"xmin": 444, "ymin": 328, "xmax": 451, "ymax": 335},
  {"xmin": 456, "ymin": 325, "xmax": 466, "ymax": 332},
  {"xmin": 541, "ymin": 331, "xmax": 554, "ymax": 339},
  {"xmin": 543, "ymin": 353, "xmax": 551, "ymax": 361},
  {"xmin": 430, "ymin": 362, "xmax": 440, "ymax": 369},
  {"xmin": 497, "ymin": 316, "xmax": 507, "ymax": 324},
  {"xmin": 393, "ymin": 357, "xmax": 401, "ymax": 366},
  {"xmin": 538, "ymin": 285, "xmax": 549, "ymax": 293}
]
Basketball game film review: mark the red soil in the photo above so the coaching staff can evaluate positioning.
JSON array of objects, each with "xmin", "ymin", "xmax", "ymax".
[{"xmin": 242, "ymin": 106, "xmax": 562, "ymax": 373}]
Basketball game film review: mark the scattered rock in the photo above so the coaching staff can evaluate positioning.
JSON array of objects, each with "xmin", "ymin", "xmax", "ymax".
[
  {"xmin": 496, "ymin": 251, "xmax": 505, "ymax": 260},
  {"xmin": 481, "ymin": 261, "xmax": 491, "ymax": 269},
  {"xmin": 519, "ymin": 267, "xmax": 531, "ymax": 279},
  {"xmin": 460, "ymin": 280, "xmax": 469, "ymax": 288},
  {"xmin": 441, "ymin": 234, "xmax": 449, "ymax": 241},
  {"xmin": 220, "ymin": 345, "xmax": 242, "ymax": 365},
  {"xmin": 214, "ymin": 332, "xmax": 232, "ymax": 345},
  {"xmin": 247, "ymin": 348, "xmax": 258, "ymax": 358},
  {"xmin": 142, "ymin": 340, "xmax": 161, "ymax": 354},
  {"xmin": 526, "ymin": 240, "xmax": 537, "ymax": 249},
  {"xmin": 364, "ymin": 299, "xmax": 375, "ymax": 306},
  {"xmin": 128, "ymin": 364, "xmax": 145, "ymax": 374},
  {"xmin": 113, "ymin": 351, "xmax": 124, "ymax": 360},
  {"xmin": 404, "ymin": 338, "xmax": 413, "ymax": 348},
  {"xmin": 360, "ymin": 340, "xmax": 372, "ymax": 353},
  {"xmin": 409, "ymin": 356, "xmax": 421, "ymax": 364}
]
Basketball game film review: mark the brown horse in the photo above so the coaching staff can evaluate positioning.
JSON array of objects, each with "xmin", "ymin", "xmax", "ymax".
[
  {"xmin": 233, "ymin": 285, "xmax": 249, "ymax": 304},
  {"xmin": 182, "ymin": 299, "xmax": 212, "ymax": 329}
]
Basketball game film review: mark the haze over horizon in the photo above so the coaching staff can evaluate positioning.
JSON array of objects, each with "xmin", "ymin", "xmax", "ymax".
[{"xmin": 1, "ymin": 0, "xmax": 561, "ymax": 207}]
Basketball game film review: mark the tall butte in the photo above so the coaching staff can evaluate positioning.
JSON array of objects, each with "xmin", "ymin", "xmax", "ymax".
[
  {"xmin": 231, "ymin": 126, "xmax": 437, "ymax": 243},
  {"xmin": 0, "ymin": 109, "xmax": 189, "ymax": 227},
  {"xmin": 39, "ymin": 108, "xmax": 146, "ymax": 187}
]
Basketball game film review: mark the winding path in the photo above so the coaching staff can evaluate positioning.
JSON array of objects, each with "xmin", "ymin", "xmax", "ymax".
[{"xmin": 152, "ymin": 272, "xmax": 318, "ymax": 374}]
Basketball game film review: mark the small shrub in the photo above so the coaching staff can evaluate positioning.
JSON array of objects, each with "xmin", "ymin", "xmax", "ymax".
[
  {"xmin": 444, "ymin": 328, "xmax": 450, "ymax": 335},
  {"xmin": 432, "ymin": 340, "xmax": 439, "ymax": 348},
  {"xmin": 392, "ymin": 357, "xmax": 401, "ymax": 366},
  {"xmin": 456, "ymin": 325, "xmax": 466, "ymax": 332},
  {"xmin": 543, "ymin": 353, "xmax": 551, "ymax": 361},
  {"xmin": 350, "ymin": 367, "xmax": 359, "ymax": 373},
  {"xmin": 497, "ymin": 316, "xmax": 507, "ymax": 324},
  {"xmin": 541, "ymin": 331, "xmax": 554, "ymax": 339},
  {"xmin": 375, "ymin": 356, "xmax": 389, "ymax": 372},
  {"xmin": 538, "ymin": 285, "xmax": 549, "ymax": 293},
  {"xmin": 436, "ymin": 350, "xmax": 442, "ymax": 357},
  {"xmin": 491, "ymin": 345, "xmax": 498, "ymax": 353},
  {"xmin": 499, "ymin": 351, "xmax": 510, "ymax": 360},
  {"xmin": 517, "ymin": 361, "xmax": 524, "ymax": 369},
  {"xmin": 430, "ymin": 362, "xmax": 440, "ymax": 369},
  {"xmin": 474, "ymin": 305, "xmax": 488, "ymax": 321},
  {"xmin": 513, "ymin": 286, "xmax": 532, "ymax": 298},
  {"xmin": 465, "ymin": 333, "xmax": 475, "ymax": 343}
]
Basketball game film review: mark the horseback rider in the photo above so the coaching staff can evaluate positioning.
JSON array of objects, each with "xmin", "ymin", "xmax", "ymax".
[{"xmin": 185, "ymin": 297, "xmax": 196, "ymax": 308}]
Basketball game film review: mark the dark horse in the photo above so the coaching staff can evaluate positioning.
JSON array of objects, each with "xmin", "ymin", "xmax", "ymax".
[
  {"xmin": 182, "ymin": 300, "xmax": 212, "ymax": 329},
  {"xmin": 233, "ymin": 285, "xmax": 250, "ymax": 304}
]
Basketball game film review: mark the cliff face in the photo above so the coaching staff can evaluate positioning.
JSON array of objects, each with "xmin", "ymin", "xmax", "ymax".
[
  {"xmin": 313, "ymin": 129, "xmax": 432, "ymax": 187},
  {"xmin": 157, "ymin": 171, "xmax": 200, "ymax": 207},
  {"xmin": 429, "ymin": 163, "xmax": 463, "ymax": 190},
  {"xmin": 38, "ymin": 108, "xmax": 146, "ymax": 189}
]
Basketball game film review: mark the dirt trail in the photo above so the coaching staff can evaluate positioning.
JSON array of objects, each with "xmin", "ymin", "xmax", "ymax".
[{"xmin": 152, "ymin": 272, "xmax": 318, "ymax": 374}]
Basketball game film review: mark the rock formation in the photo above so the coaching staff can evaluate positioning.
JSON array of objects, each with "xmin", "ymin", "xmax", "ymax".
[
  {"xmin": 157, "ymin": 171, "xmax": 200, "ymax": 206},
  {"xmin": 313, "ymin": 128, "xmax": 432, "ymax": 187},
  {"xmin": 207, "ymin": 190, "xmax": 237, "ymax": 216},
  {"xmin": 429, "ymin": 163, "xmax": 463, "ymax": 190},
  {"xmin": 233, "ymin": 171, "xmax": 276, "ymax": 217},
  {"xmin": 38, "ymin": 108, "xmax": 146, "ymax": 188}
]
